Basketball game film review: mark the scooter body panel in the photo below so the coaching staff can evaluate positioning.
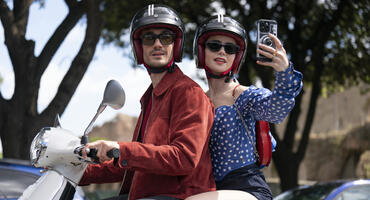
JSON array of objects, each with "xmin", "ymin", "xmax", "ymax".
[
  {"xmin": 35, "ymin": 127, "xmax": 88, "ymax": 184},
  {"xmin": 19, "ymin": 170, "xmax": 68, "ymax": 200},
  {"xmin": 35, "ymin": 128, "xmax": 82, "ymax": 168}
]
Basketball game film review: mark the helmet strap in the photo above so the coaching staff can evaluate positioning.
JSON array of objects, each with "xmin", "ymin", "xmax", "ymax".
[
  {"xmin": 204, "ymin": 65, "xmax": 235, "ymax": 82},
  {"xmin": 224, "ymin": 72, "xmax": 239, "ymax": 83},
  {"xmin": 144, "ymin": 57, "xmax": 175, "ymax": 74}
]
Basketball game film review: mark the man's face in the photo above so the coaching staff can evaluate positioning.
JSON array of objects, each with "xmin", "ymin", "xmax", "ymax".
[{"xmin": 141, "ymin": 28, "xmax": 174, "ymax": 68}]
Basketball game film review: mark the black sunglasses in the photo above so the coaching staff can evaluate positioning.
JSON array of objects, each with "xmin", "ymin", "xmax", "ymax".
[
  {"xmin": 140, "ymin": 32, "xmax": 175, "ymax": 46},
  {"xmin": 205, "ymin": 40, "xmax": 240, "ymax": 54}
]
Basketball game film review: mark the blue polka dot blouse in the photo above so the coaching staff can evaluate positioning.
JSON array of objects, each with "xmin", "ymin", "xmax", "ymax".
[{"xmin": 209, "ymin": 63, "xmax": 303, "ymax": 181}]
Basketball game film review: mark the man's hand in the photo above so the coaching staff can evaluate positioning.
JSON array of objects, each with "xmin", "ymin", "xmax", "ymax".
[
  {"xmin": 256, "ymin": 33, "xmax": 289, "ymax": 72},
  {"xmin": 81, "ymin": 140, "xmax": 120, "ymax": 163}
]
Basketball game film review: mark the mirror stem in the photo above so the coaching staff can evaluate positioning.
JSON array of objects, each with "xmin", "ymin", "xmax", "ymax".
[{"xmin": 81, "ymin": 104, "xmax": 107, "ymax": 145}]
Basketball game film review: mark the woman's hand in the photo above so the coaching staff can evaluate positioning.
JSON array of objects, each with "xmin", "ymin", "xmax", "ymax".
[{"xmin": 256, "ymin": 33, "xmax": 289, "ymax": 72}]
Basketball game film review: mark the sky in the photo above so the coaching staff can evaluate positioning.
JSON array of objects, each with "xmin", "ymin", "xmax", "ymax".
[{"xmin": 0, "ymin": 1, "xmax": 208, "ymax": 152}]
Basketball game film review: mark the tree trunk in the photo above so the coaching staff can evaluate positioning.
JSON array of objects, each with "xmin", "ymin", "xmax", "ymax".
[
  {"xmin": 1, "ymin": 111, "xmax": 49, "ymax": 159},
  {"xmin": 273, "ymin": 139, "xmax": 300, "ymax": 191},
  {"xmin": 0, "ymin": 0, "xmax": 103, "ymax": 159},
  {"xmin": 277, "ymin": 161, "xmax": 300, "ymax": 192}
]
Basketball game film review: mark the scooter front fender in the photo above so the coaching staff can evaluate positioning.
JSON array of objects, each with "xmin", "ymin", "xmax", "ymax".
[{"xmin": 19, "ymin": 170, "xmax": 76, "ymax": 200}]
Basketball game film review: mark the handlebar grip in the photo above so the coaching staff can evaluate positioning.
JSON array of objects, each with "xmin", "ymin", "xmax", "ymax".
[
  {"xmin": 86, "ymin": 148, "xmax": 119, "ymax": 163},
  {"xmin": 107, "ymin": 148, "xmax": 120, "ymax": 158},
  {"xmin": 87, "ymin": 148, "xmax": 99, "ymax": 162}
]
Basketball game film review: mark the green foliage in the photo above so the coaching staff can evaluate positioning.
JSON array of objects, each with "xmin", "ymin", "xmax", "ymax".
[
  {"xmin": 322, "ymin": 1, "xmax": 370, "ymax": 88},
  {"xmin": 100, "ymin": 0, "xmax": 369, "ymax": 90},
  {"xmin": 100, "ymin": 0, "xmax": 215, "ymax": 51},
  {"xmin": 89, "ymin": 137, "xmax": 109, "ymax": 142}
]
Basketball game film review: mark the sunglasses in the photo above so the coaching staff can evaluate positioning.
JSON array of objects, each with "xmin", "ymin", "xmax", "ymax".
[
  {"xmin": 140, "ymin": 32, "xmax": 175, "ymax": 46},
  {"xmin": 205, "ymin": 40, "xmax": 240, "ymax": 54}
]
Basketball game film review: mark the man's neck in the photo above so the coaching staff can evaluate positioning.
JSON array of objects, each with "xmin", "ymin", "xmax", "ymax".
[{"xmin": 150, "ymin": 71, "xmax": 167, "ymax": 88}]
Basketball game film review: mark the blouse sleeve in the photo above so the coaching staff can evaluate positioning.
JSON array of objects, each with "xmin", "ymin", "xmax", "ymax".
[{"xmin": 235, "ymin": 62, "xmax": 303, "ymax": 123}]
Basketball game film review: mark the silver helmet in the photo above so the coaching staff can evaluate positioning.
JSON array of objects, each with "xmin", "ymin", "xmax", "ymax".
[
  {"xmin": 193, "ymin": 14, "xmax": 247, "ymax": 77},
  {"xmin": 130, "ymin": 4, "xmax": 185, "ymax": 65}
]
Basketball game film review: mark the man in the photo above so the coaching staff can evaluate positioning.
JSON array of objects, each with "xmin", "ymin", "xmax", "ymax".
[{"xmin": 79, "ymin": 4, "xmax": 216, "ymax": 200}]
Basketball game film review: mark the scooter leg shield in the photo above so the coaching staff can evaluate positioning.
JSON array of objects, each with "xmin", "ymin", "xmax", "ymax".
[{"xmin": 19, "ymin": 170, "xmax": 74, "ymax": 200}]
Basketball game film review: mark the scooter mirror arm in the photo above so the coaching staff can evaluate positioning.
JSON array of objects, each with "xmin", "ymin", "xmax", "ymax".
[
  {"xmin": 54, "ymin": 114, "xmax": 62, "ymax": 128},
  {"xmin": 81, "ymin": 104, "xmax": 107, "ymax": 145}
]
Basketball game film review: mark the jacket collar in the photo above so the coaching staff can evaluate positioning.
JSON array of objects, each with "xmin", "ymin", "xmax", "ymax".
[{"xmin": 140, "ymin": 65, "xmax": 182, "ymax": 105}]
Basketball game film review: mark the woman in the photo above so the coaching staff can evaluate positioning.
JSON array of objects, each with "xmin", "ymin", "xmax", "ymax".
[{"xmin": 191, "ymin": 15, "xmax": 303, "ymax": 200}]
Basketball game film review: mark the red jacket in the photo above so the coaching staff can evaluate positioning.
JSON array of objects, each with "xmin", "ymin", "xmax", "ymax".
[{"xmin": 79, "ymin": 67, "xmax": 216, "ymax": 199}]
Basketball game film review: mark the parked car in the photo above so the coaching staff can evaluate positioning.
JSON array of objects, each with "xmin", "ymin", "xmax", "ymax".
[
  {"xmin": 274, "ymin": 179, "xmax": 370, "ymax": 200},
  {"xmin": 0, "ymin": 158, "xmax": 85, "ymax": 200}
]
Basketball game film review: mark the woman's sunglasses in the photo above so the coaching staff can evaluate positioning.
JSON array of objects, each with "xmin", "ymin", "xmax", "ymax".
[
  {"xmin": 205, "ymin": 40, "xmax": 240, "ymax": 54},
  {"xmin": 140, "ymin": 32, "xmax": 175, "ymax": 46}
]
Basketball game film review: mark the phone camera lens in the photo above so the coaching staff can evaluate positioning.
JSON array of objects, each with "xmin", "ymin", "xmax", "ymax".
[
  {"xmin": 261, "ymin": 35, "xmax": 273, "ymax": 47},
  {"xmin": 260, "ymin": 22, "xmax": 270, "ymax": 32}
]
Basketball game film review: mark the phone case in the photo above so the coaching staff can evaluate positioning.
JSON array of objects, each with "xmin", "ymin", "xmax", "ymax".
[{"xmin": 256, "ymin": 19, "xmax": 278, "ymax": 62}]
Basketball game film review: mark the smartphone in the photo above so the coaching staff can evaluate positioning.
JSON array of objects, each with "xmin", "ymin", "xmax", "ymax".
[{"xmin": 256, "ymin": 19, "xmax": 277, "ymax": 62}]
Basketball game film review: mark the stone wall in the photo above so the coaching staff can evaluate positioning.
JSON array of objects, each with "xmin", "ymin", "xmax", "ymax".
[{"xmin": 300, "ymin": 122, "xmax": 370, "ymax": 181}]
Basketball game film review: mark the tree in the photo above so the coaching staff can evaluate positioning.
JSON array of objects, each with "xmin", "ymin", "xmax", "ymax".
[{"xmin": 0, "ymin": 0, "xmax": 104, "ymax": 159}]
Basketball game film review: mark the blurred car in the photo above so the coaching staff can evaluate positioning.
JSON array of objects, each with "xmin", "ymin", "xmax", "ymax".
[
  {"xmin": 0, "ymin": 158, "xmax": 85, "ymax": 200},
  {"xmin": 274, "ymin": 179, "xmax": 370, "ymax": 200}
]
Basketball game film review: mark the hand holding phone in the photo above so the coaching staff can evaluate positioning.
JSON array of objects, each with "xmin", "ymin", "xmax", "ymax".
[{"xmin": 256, "ymin": 19, "xmax": 277, "ymax": 62}]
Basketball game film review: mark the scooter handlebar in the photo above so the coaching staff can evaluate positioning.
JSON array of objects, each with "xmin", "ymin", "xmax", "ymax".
[
  {"xmin": 85, "ymin": 148, "xmax": 120, "ymax": 163},
  {"xmin": 107, "ymin": 148, "xmax": 120, "ymax": 158}
]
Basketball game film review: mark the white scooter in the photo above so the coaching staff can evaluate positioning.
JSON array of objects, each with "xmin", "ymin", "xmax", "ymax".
[
  {"xmin": 20, "ymin": 79, "xmax": 256, "ymax": 200},
  {"xmin": 20, "ymin": 80, "xmax": 126, "ymax": 200}
]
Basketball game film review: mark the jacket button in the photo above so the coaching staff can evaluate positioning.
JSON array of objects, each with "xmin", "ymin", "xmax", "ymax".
[{"xmin": 121, "ymin": 160, "xmax": 127, "ymax": 166}]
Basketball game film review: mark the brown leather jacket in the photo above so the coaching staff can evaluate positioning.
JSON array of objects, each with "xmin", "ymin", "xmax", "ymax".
[{"xmin": 79, "ymin": 67, "xmax": 216, "ymax": 199}]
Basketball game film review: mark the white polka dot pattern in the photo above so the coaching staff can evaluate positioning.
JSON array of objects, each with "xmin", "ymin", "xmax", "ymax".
[{"xmin": 209, "ymin": 63, "xmax": 303, "ymax": 181}]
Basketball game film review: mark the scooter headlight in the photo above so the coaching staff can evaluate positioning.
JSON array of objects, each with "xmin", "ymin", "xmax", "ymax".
[{"xmin": 30, "ymin": 127, "xmax": 49, "ymax": 165}]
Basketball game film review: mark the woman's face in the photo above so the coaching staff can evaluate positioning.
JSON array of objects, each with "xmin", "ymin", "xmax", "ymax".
[{"xmin": 204, "ymin": 35, "xmax": 238, "ymax": 75}]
